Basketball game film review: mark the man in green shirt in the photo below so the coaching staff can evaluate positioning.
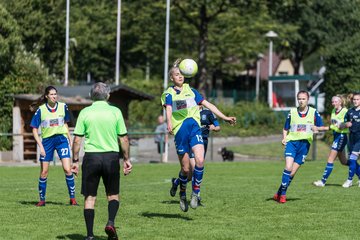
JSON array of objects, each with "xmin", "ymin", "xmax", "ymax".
[{"xmin": 72, "ymin": 82, "xmax": 132, "ymax": 240}]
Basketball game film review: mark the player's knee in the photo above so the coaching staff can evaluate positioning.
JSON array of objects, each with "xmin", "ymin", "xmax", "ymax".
[
  {"xmin": 195, "ymin": 157, "xmax": 205, "ymax": 167},
  {"xmin": 63, "ymin": 167, "xmax": 72, "ymax": 175},
  {"xmin": 181, "ymin": 167, "xmax": 190, "ymax": 176},
  {"xmin": 40, "ymin": 170, "xmax": 48, "ymax": 178}
]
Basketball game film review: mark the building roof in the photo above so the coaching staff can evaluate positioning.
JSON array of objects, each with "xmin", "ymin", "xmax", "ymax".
[
  {"xmin": 13, "ymin": 83, "xmax": 154, "ymax": 107},
  {"xmin": 244, "ymin": 53, "xmax": 283, "ymax": 80},
  {"xmin": 56, "ymin": 83, "xmax": 154, "ymax": 100},
  {"xmin": 13, "ymin": 94, "xmax": 92, "ymax": 105}
]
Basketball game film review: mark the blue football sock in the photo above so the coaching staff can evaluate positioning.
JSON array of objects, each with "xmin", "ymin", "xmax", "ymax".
[
  {"xmin": 173, "ymin": 172, "xmax": 182, "ymax": 187},
  {"xmin": 38, "ymin": 177, "xmax": 47, "ymax": 201},
  {"xmin": 65, "ymin": 174, "xmax": 75, "ymax": 199},
  {"xmin": 279, "ymin": 169, "xmax": 291, "ymax": 195},
  {"xmin": 356, "ymin": 161, "xmax": 360, "ymax": 178},
  {"xmin": 192, "ymin": 165, "xmax": 204, "ymax": 195},
  {"xmin": 348, "ymin": 154, "xmax": 358, "ymax": 180},
  {"xmin": 179, "ymin": 172, "xmax": 188, "ymax": 197},
  {"xmin": 321, "ymin": 163, "xmax": 334, "ymax": 183}
]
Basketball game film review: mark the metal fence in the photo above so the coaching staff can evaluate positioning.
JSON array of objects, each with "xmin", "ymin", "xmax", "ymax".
[{"xmin": 0, "ymin": 132, "xmax": 219, "ymax": 163}]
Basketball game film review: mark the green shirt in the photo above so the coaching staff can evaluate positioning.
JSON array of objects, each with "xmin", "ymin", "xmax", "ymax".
[{"xmin": 74, "ymin": 101, "xmax": 127, "ymax": 152}]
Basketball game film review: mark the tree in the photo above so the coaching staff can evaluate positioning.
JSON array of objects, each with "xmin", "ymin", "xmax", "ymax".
[
  {"xmin": 324, "ymin": 33, "xmax": 360, "ymax": 108},
  {"xmin": 0, "ymin": 4, "xmax": 21, "ymax": 79},
  {"xmin": 0, "ymin": 3, "xmax": 52, "ymax": 149},
  {"xmin": 267, "ymin": 0, "xmax": 360, "ymax": 74}
]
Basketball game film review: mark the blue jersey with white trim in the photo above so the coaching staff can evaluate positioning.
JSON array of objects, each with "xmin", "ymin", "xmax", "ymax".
[
  {"xmin": 346, "ymin": 107, "xmax": 360, "ymax": 139},
  {"xmin": 200, "ymin": 109, "xmax": 219, "ymax": 139}
]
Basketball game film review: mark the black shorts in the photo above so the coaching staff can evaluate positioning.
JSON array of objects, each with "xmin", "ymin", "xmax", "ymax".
[{"xmin": 81, "ymin": 152, "xmax": 120, "ymax": 197}]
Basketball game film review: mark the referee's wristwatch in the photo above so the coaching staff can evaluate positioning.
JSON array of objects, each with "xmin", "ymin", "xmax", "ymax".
[{"xmin": 72, "ymin": 158, "xmax": 79, "ymax": 163}]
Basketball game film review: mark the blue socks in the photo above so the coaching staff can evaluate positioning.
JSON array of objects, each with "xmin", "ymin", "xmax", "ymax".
[
  {"xmin": 348, "ymin": 154, "xmax": 359, "ymax": 180},
  {"xmin": 179, "ymin": 172, "xmax": 188, "ymax": 197},
  {"xmin": 65, "ymin": 174, "xmax": 76, "ymax": 199},
  {"xmin": 38, "ymin": 177, "xmax": 47, "ymax": 201},
  {"xmin": 192, "ymin": 166, "xmax": 204, "ymax": 194},
  {"xmin": 321, "ymin": 163, "xmax": 334, "ymax": 183},
  {"xmin": 278, "ymin": 169, "xmax": 291, "ymax": 195}
]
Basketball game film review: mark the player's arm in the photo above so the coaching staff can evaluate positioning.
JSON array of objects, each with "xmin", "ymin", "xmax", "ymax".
[
  {"xmin": 201, "ymin": 100, "xmax": 236, "ymax": 125},
  {"xmin": 209, "ymin": 114, "xmax": 220, "ymax": 132},
  {"xmin": 282, "ymin": 113, "xmax": 291, "ymax": 145},
  {"xmin": 316, "ymin": 126, "xmax": 329, "ymax": 131},
  {"xmin": 71, "ymin": 135, "xmax": 82, "ymax": 176},
  {"xmin": 282, "ymin": 129, "xmax": 288, "ymax": 145},
  {"xmin": 339, "ymin": 112, "xmax": 352, "ymax": 129},
  {"xmin": 165, "ymin": 105, "xmax": 173, "ymax": 134},
  {"xmin": 64, "ymin": 104, "xmax": 72, "ymax": 146},
  {"xmin": 209, "ymin": 124, "xmax": 220, "ymax": 132},
  {"xmin": 32, "ymin": 127, "xmax": 45, "ymax": 157},
  {"xmin": 312, "ymin": 110, "xmax": 325, "ymax": 133},
  {"xmin": 119, "ymin": 135, "xmax": 132, "ymax": 176},
  {"xmin": 64, "ymin": 123, "xmax": 72, "ymax": 148}
]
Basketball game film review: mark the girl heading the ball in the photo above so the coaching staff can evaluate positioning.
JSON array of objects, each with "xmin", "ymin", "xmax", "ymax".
[{"xmin": 161, "ymin": 58, "xmax": 236, "ymax": 212}]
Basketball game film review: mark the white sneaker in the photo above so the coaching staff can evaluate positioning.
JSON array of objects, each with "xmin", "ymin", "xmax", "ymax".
[
  {"xmin": 342, "ymin": 179, "xmax": 353, "ymax": 188},
  {"xmin": 190, "ymin": 192, "xmax": 199, "ymax": 209},
  {"xmin": 313, "ymin": 180, "xmax": 325, "ymax": 187}
]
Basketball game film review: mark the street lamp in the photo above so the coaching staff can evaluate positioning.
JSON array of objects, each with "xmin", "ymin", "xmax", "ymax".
[
  {"xmin": 64, "ymin": 0, "xmax": 70, "ymax": 86},
  {"xmin": 255, "ymin": 53, "xmax": 264, "ymax": 101},
  {"xmin": 265, "ymin": 30, "xmax": 278, "ymax": 107},
  {"xmin": 115, "ymin": 0, "xmax": 122, "ymax": 85},
  {"xmin": 265, "ymin": 30, "xmax": 278, "ymax": 77}
]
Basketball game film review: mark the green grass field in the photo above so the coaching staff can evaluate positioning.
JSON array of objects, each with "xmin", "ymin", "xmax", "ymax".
[
  {"xmin": 0, "ymin": 160, "xmax": 358, "ymax": 240},
  {"xmin": 228, "ymin": 140, "xmax": 330, "ymax": 160}
]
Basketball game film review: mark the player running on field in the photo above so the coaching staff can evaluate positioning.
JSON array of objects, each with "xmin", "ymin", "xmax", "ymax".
[
  {"xmin": 339, "ymin": 92, "xmax": 360, "ymax": 188},
  {"xmin": 313, "ymin": 95, "xmax": 360, "ymax": 187},
  {"xmin": 273, "ymin": 90, "xmax": 324, "ymax": 203}
]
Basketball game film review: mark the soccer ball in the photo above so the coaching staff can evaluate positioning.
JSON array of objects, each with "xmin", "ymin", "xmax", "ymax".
[{"xmin": 179, "ymin": 59, "xmax": 198, "ymax": 78}]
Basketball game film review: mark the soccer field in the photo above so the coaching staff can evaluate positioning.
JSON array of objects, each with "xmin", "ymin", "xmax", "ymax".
[{"xmin": 0, "ymin": 160, "xmax": 358, "ymax": 240}]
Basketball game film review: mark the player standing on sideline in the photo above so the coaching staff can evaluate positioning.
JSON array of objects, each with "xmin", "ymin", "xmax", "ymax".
[
  {"xmin": 162, "ymin": 59, "xmax": 236, "ymax": 212},
  {"xmin": 273, "ymin": 90, "xmax": 324, "ymax": 203},
  {"xmin": 72, "ymin": 82, "xmax": 132, "ymax": 240},
  {"xmin": 154, "ymin": 115, "xmax": 168, "ymax": 162},
  {"xmin": 313, "ymin": 95, "xmax": 360, "ymax": 187},
  {"xmin": 340, "ymin": 92, "xmax": 360, "ymax": 188},
  {"xmin": 30, "ymin": 86, "xmax": 78, "ymax": 207},
  {"xmin": 169, "ymin": 107, "xmax": 220, "ymax": 205}
]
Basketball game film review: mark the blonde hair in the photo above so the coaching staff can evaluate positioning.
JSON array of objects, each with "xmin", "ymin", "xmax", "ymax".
[
  {"xmin": 332, "ymin": 94, "xmax": 347, "ymax": 108},
  {"xmin": 168, "ymin": 58, "xmax": 182, "ymax": 80}
]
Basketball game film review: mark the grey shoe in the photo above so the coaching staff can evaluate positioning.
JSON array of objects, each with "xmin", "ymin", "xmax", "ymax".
[
  {"xmin": 170, "ymin": 178, "xmax": 178, "ymax": 197},
  {"xmin": 179, "ymin": 195, "xmax": 188, "ymax": 212},
  {"xmin": 190, "ymin": 192, "xmax": 199, "ymax": 209}
]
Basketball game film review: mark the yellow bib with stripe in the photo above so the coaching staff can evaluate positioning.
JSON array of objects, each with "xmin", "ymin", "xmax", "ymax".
[
  {"xmin": 161, "ymin": 84, "xmax": 201, "ymax": 135},
  {"xmin": 39, "ymin": 102, "xmax": 68, "ymax": 138},
  {"xmin": 286, "ymin": 107, "xmax": 316, "ymax": 143},
  {"xmin": 330, "ymin": 108, "xmax": 349, "ymax": 134}
]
